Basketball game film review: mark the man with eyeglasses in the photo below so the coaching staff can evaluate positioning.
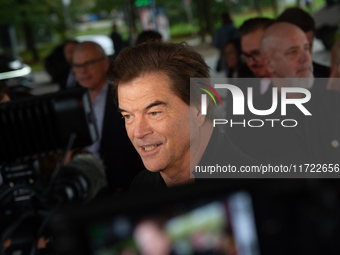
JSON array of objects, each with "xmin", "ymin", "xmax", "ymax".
[
  {"xmin": 228, "ymin": 22, "xmax": 340, "ymax": 166},
  {"xmin": 71, "ymin": 41, "xmax": 144, "ymax": 194},
  {"xmin": 239, "ymin": 18, "xmax": 274, "ymax": 97}
]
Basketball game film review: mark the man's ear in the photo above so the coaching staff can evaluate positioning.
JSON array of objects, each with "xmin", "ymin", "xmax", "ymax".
[
  {"xmin": 264, "ymin": 56, "xmax": 275, "ymax": 75},
  {"xmin": 192, "ymin": 100, "xmax": 208, "ymax": 127}
]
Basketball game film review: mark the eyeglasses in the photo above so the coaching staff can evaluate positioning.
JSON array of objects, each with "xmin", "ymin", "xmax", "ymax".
[
  {"xmin": 241, "ymin": 51, "xmax": 262, "ymax": 63},
  {"xmin": 72, "ymin": 57, "xmax": 105, "ymax": 71}
]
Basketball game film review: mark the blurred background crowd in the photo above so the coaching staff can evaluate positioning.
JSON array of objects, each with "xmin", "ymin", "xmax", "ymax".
[{"xmin": 0, "ymin": 0, "xmax": 339, "ymax": 97}]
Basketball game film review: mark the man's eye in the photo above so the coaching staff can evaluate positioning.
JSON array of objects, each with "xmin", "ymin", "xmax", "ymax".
[
  {"xmin": 288, "ymin": 50, "xmax": 297, "ymax": 55},
  {"xmin": 150, "ymin": 112, "xmax": 159, "ymax": 116},
  {"xmin": 123, "ymin": 114, "xmax": 132, "ymax": 120}
]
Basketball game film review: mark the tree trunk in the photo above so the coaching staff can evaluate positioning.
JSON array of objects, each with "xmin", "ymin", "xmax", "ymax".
[
  {"xmin": 22, "ymin": 22, "xmax": 39, "ymax": 61},
  {"xmin": 254, "ymin": 0, "xmax": 262, "ymax": 16},
  {"xmin": 130, "ymin": 0, "xmax": 138, "ymax": 32},
  {"xmin": 18, "ymin": 0, "xmax": 39, "ymax": 61},
  {"xmin": 202, "ymin": 0, "xmax": 214, "ymax": 37},
  {"xmin": 271, "ymin": 0, "xmax": 278, "ymax": 17},
  {"xmin": 194, "ymin": 0, "xmax": 206, "ymax": 42}
]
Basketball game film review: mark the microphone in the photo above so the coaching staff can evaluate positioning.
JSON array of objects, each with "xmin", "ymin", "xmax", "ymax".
[{"xmin": 52, "ymin": 153, "xmax": 107, "ymax": 203}]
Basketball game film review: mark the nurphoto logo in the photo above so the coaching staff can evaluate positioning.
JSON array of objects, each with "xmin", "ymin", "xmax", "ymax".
[{"xmin": 199, "ymin": 83, "xmax": 312, "ymax": 128}]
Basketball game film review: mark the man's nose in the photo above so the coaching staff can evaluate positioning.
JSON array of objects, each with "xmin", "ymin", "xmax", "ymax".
[
  {"xmin": 133, "ymin": 116, "xmax": 152, "ymax": 139},
  {"xmin": 299, "ymin": 49, "xmax": 311, "ymax": 63}
]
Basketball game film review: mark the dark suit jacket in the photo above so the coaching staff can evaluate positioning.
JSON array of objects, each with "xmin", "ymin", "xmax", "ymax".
[
  {"xmin": 226, "ymin": 81, "xmax": 340, "ymax": 165},
  {"xmin": 313, "ymin": 61, "xmax": 330, "ymax": 78},
  {"xmin": 100, "ymin": 85, "xmax": 144, "ymax": 193},
  {"xmin": 226, "ymin": 85, "xmax": 309, "ymax": 165}
]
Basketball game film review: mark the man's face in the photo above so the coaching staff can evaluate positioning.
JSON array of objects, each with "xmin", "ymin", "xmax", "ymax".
[
  {"xmin": 72, "ymin": 47, "xmax": 109, "ymax": 91},
  {"xmin": 118, "ymin": 72, "xmax": 192, "ymax": 173},
  {"xmin": 268, "ymin": 29, "xmax": 313, "ymax": 80},
  {"xmin": 224, "ymin": 43, "xmax": 238, "ymax": 69},
  {"xmin": 241, "ymin": 29, "xmax": 268, "ymax": 77},
  {"xmin": 63, "ymin": 42, "xmax": 77, "ymax": 64}
]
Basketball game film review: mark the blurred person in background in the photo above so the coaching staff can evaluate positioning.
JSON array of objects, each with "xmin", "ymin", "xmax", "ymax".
[
  {"xmin": 223, "ymin": 37, "xmax": 253, "ymax": 123},
  {"xmin": 136, "ymin": 30, "xmax": 162, "ymax": 45},
  {"xmin": 223, "ymin": 37, "xmax": 253, "ymax": 79},
  {"xmin": 239, "ymin": 17, "xmax": 274, "ymax": 97},
  {"xmin": 63, "ymin": 40, "xmax": 79, "ymax": 89},
  {"xmin": 276, "ymin": 7, "xmax": 330, "ymax": 79},
  {"xmin": 260, "ymin": 23, "xmax": 315, "ymax": 92},
  {"xmin": 213, "ymin": 12, "xmax": 240, "ymax": 75},
  {"xmin": 71, "ymin": 41, "xmax": 144, "ymax": 194},
  {"xmin": 229, "ymin": 22, "xmax": 340, "ymax": 164},
  {"xmin": 239, "ymin": 18, "xmax": 273, "ymax": 79},
  {"xmin": 110, "ymin": 23, "xmax": 125, "ymax": 62},
  {"xmin": 72, "ymin": 42, "xmax": 144, "ymax": 192},
  {"xmin": 44, "ymin": 39, "xmax": 79, "ymax": 90}
]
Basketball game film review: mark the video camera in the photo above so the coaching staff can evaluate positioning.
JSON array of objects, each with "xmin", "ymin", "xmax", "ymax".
[{"xmin": 0, "ymin": 88, "xmax": 99, "ymax": 255}]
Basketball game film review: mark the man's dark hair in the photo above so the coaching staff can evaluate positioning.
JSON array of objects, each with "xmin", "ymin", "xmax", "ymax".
[
  {"xmin": 239, "ymin": 17, "xmax": 274, "ymax": 36},
  {"xmin": 222, "ymin": 12, "xmax": 233, "ymax": 25},
  {"xmin": 109, "ymin": 41, "xmax": 214, "ymax": 120},
  {"xmin": 63, "ymin": 39, "xmax": 79, "ymax": 47},
  {"xmin": 276, "ymin": 7, "xmax": 315, "ymax": 32},
  {"xmin": 136, "ymin": 30, "xmax": 162, "ymax": 45}
]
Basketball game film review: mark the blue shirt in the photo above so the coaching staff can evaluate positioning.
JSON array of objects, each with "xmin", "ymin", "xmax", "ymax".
[{"xmin": 86, "ymin": 83, "xmax": 108, "ymax": 159}]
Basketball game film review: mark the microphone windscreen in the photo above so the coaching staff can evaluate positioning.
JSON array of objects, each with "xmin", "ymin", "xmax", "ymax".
[{"xmin": 56, "ymin": 154, "xmax": 107, "ymax": 201}]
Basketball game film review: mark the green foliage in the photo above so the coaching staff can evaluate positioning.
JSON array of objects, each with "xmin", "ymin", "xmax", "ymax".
[
  {"xmin": 89, "ymin": 0, "xmax": 123, "ymax": 18},
  {"xmin": 1, "ymin": 0, "xmax": 331, "ymax": 71},
  {"xmin": 0, "ymin": 0, "xmax": 93, "ymax": 44}
]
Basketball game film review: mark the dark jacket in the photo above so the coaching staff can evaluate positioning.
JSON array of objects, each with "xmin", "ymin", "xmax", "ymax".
[{"xmin": 100, "ymin": 85, "xmax": 145, "ymax": 193}]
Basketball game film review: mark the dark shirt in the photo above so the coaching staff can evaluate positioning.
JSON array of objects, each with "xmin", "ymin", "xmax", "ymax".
[
  {"xmin": 101, "ymin": 85, "xmax": 145, "ymax": 194},
  {"xmin": 130, "ymin": 128, "xmax": 259, "ymax": 193},
  {"xmin": 226, "ymin": 81, "xmax": 340, "ymax": 165},
  {"xmin": 313, "ymin": 61, "xmax": 330, "ymax": 78}
]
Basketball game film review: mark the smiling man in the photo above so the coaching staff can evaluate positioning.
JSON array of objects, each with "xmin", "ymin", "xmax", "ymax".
[{"xmin": 110, "ymin": 41, "xmax": 257, "ymax": 192}]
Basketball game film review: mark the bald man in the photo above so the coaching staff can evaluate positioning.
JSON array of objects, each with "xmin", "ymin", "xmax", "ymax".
[
  {"xmin": 277, "ymin": 7, "xmax": 330, "ymax": 78},
  {"xmin": 227, "ymin": 22, "xmax": 340, "ymax": 165},
  {"xmin": 72, "ymin": 41, "xmax": 144, "ymax": 193},
  {"xmin": 260, "ymin": 22, "xmax": 315, "ymax": 96}
]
